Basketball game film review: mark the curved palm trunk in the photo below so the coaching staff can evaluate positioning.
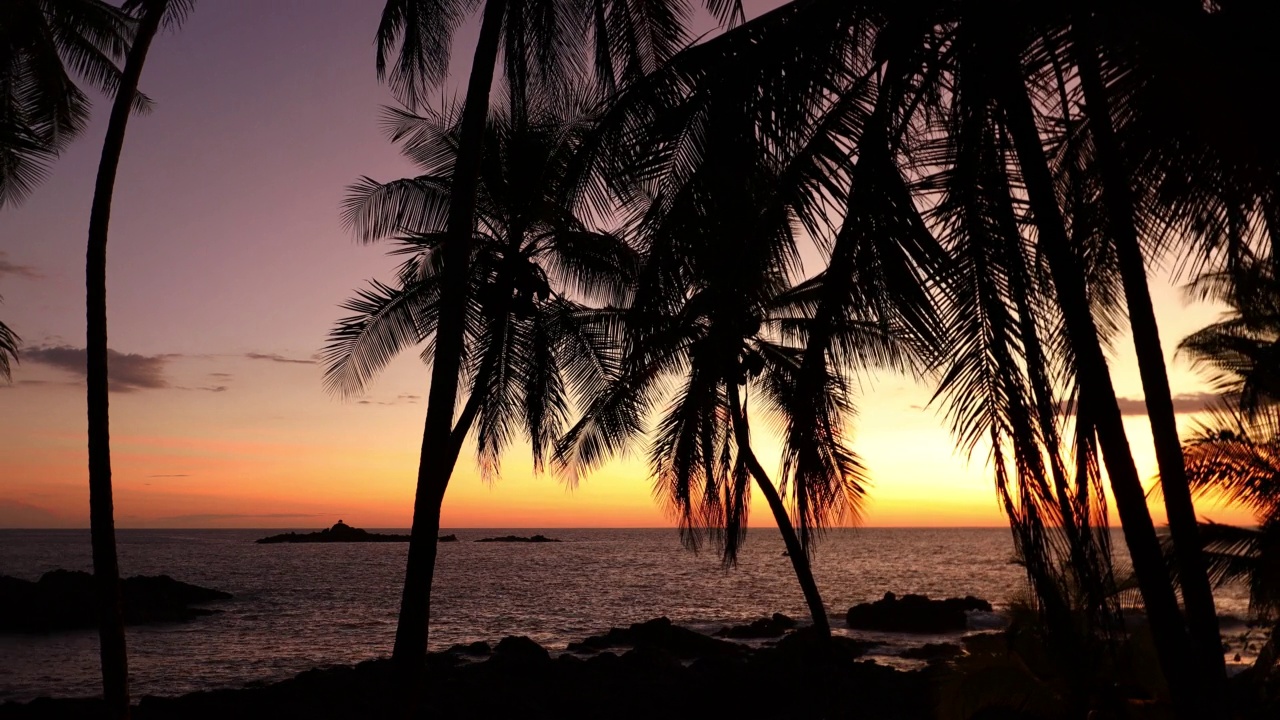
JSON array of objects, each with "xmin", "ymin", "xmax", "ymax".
[
  {"xmin": 992, "ymin": 50, "xmax": 1200, "ymax": 715},
  {"xmin": 728, "ymin": 383, "xmax": 831, "ymax": 635},
  {"xmin": 1071, "ymin": 25, "xmax": 1227, "ymax": 699},
  {"xmin": 85, "ymin": 7, "xmax": 165, "ymax": 718},
  {"xmin": 391, "ymin": 0, "xmax": 508, "ymax": 671}
]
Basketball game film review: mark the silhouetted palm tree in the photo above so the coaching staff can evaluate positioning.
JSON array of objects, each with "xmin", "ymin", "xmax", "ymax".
[
  {"xmin": 83, "ymin": 1, "xmax": 192, "ymax": 717},
  {"xmin": 373, "ymin": 0, "xmax": 742, "ymax": 668},
  {"xmin": 593, "ymin": 1, "xmax": 1217, "ymax": 706},
  {"xmin": 1180, "ymin": 404, "xmax": 1280, "ymax": 672},
  {"xmin": 1180, "ymin": 263, "xmax": 1280, "ymax": 416},
  {"xmin": 554, "ymin": 75, "xmax": 924, "ymax": 632},
  {"xmin": 327, "ymin": 98, "xmax": 633, "ymax": 650},
  {"xmin": 0, "ymin": 313, "xmax": 17, "ymax": 381},
  {"xmin": 0, "ymin": 0, "xmax": 139, "ymax": 208}
]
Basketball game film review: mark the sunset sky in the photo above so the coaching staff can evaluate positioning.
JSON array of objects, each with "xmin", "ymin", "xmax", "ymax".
[{"xmin": 0, "ymin": 0, "xmax": 1254, "ymax": 530}]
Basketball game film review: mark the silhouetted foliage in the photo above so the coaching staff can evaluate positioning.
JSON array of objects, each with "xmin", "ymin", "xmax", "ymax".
[{"xmin": 0, "ymin": 0, "xmax": 141, "ymax": 208}]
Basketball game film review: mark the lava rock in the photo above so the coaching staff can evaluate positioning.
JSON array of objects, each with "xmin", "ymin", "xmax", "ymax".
[
  {"xmin": 714, "ymin": 612, "xmax": 797, "ymax": 639},
  {"xmin": 474, "ymin": 535, "xmax": 561, "ymax": 543},
  {"xmin": 845, "ymin": 593, "xmax": 992, "ymax": 633},
  {"xmin": 494, "ymin": 635, "xmax": 551, "ymax": 665},
  {"xmin": 566, "ymin": 617, "xmax": 743, "ymax": 659},
  {"xmin": 899, "ymin": 642, "xmax": 963, "ymax": 661},
  {"xmin": 0, "ymin": 571, "xmax": 232, "ymax": 633}
]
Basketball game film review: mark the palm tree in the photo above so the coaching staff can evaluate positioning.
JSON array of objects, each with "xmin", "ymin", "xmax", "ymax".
[
  {"xmin": 554, "ymin": 71, "xmax": 926, "ymax": 632},
  {"xmin": 0, "ymin": 0, "xmax": 140, "ymax": 208},
  {"xmin": 1179, "ymin": 263, "xmax": 1280, "ymax": 416},
  {"xmin": 1180, "ymin": 404, "xmax": 1280, "ymax": 672},
  {"xmin": 591, "ymin": 0, "xmax": 1216, "ymax": 707},
  {"xmin": 372, "ymin": 0, "xmax": 743, "ymax": 668},
  {"xmin": 84, "ymin": 1, "xmax": 192, "ymax": 716},
  {"xmin": 0, "ymin": 313, "xmax": 17, "ymax": 381},
  {"xmin": 327, "ymin": 98, "xmax": 633, "ymax": 655}
]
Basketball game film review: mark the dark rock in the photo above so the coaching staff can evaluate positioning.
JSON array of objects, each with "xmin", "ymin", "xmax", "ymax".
[
  {"xmin": 772, "ymin": 626, "xmax": 878, "ymax": 661},
  {"xmin": 438, "ymin": 534, "xmax": 459, "ymax": 542},
  {"xmin": 899, "ymin": 642, "xmax": 962, "ymax": 661},
  {"xmin": 493, "ymin": 635, "xmax": 551, "ymax": 665},
  {"xmin": 255, "ymin": 521, "xmax": 409, "ymax": 544},
  {"xmin": 461, "ymin": 640, "xmax": 491, "ymax": 656},
  {"xmin": 0, "ymin": 571, "xmax": 232, "ymax": 634},
  {"xmin": 714, "ymin": 612, "xmax": 797, "ymax": 639},
  {"xmin": 566, "ymin": 617, "xmax": 743, "ymax": 659},
  {"xmin": 474, "ymin": 534, "xmax": 561, "ymax": 543},
  {"xmin": 0, "ymin": 630, "xmax": 942, "ymax": 720},
  {"xmin": 846, "ymin": 592, "xmax": 992, "ymax": 633}
]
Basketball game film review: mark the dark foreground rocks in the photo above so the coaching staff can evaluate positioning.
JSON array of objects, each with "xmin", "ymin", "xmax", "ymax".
[
  {"xmin": 474, "ymin": 534, "xmax": 560, "ymax": 543},
  {"xmin": 567, "ymin": 617, "xmax": 743, "ymax": 658},
  {"xmin": 846, "ymin": 592, "xmax": 992, "ymax": 633},
  {"xmin": 256, "ymin": 521, "xmax": 409, "ymax": 544},
  {"xmin": 0, "ymin": 628, "xmax": 937, "ymax": 720},
  {"xmin": 0, "ymin": 571, "xmax": 231, "ymax": 633},
  {"xmin": 714, "ymin": 612, "xmax": 798, "ymax": 638}
]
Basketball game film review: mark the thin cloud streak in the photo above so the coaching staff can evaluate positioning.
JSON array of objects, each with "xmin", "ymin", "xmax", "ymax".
[
  {"xmin": 0, "ymin": 252, "xmax": 42, "ymax": 281},
  {"xmin": 245, "ymin": 352, "xmax": 316, "ymax": 365},
  {"xmin": 23, "ymin": 346, "xmax": 172, "ymax": 392}
]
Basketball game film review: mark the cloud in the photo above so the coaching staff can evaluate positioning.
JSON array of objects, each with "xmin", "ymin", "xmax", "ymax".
[
  {"xmin": 1063, "ymin": 392, "xmax": 1218, "ymax": 417},
  {"xmin": 23, "ymin": 347, "xmax": 170, "ymax": 391},
  {"xmin": 357, "ymin": 393, "xmax": 421, "ymax": 407},
  {"xmin": 245, "ymin": 352, "xmax": 315, "ymax": 365},
  {"xmin": 0, "ymin": 252, "xmax": 41, "ymax": 281},
  {"xmin": 23, "ymin": 346, "xmax": 172, "ymax": 392},
  {"xmin": 147, "ymin": 474, "xmax": 191, "ymax": 478},
  {"xmin": 1114, "ymin": 392, "xmax": 1218, "ymax": 416},
  {"xmin": 176, "ymin": 384, "xmax": 228, "ymax": 393},
  {"xmin": 209, "ymin": 372, "xmax": 234, "ymax": 380}
]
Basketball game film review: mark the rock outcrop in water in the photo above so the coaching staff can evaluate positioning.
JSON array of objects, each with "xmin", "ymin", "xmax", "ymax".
[
  {"xmin": 714, "ymin": 613, "xmax": 797, "ymax": 639},
  {"xmin": 474, "ymin": 534, "xmax": 560, "ymax": 543},
  {"xmin": 845, "ymin": 592, "xmax": 992, "ymax": 633},
  {"xmin": 438, "ymin": 534, "xmax": 459, "ymax": 542},
  {"xmin": 566, "ymin": 617, "xmax": 744, "ymax": 659},
  {"xmin": 0, "ymin": 571, "xmax": 231, "ymax": 633},
  {"xmin": 255, "ymin": 521, "xmax": 409, "ymax": 544}
]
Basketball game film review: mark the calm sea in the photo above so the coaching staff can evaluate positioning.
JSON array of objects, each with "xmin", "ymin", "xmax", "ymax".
[{"xmin": 0, "ymin": 528, "xmax": 1254, "ymax": 702}]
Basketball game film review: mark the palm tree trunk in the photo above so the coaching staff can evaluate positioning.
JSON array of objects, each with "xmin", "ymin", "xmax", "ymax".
[
  {"xmin": 1071, "ymin": 23, "xmax": 1227, "ymax": 699},
  {"xmin": 728, "ymin": 383, "xmax": 831, "ymax": 635},
  {"xmin": 85, "ymin": 7, "xmax": 165, "ymax": 718},
  {"xmin": 993, "ymin": 49, "xmax": 1200, "ymax": 715},
  {"xmin": 391, "ymin": 0, "xmax": 507, "ymax": 669}
]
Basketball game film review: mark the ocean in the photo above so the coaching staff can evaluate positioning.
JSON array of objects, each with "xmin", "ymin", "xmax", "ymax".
[{"xmin": 0, "ymin": 527, "xmax": 1256, "ymax": 702}]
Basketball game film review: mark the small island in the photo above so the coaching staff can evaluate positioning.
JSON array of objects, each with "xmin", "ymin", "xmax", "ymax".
[
  {"xmin": 255, "ymin": 521, "xmax": 465, "ymax": 544},
  {"xmin": 475, "ymin": 534, "xmax": 561, "ymax": 543},
  {"xmin": 255, "ymin": 521, "xmax": 410, "ymax": 544}
]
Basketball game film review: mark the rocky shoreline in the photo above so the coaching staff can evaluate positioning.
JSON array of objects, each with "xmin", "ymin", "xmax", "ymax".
[{"xmin": 0, "ymin": 616, "xmax": 939, "ymax": 719}]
